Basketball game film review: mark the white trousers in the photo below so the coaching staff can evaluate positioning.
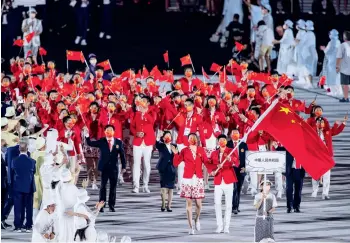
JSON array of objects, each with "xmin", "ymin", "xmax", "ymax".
[
  {"xmin": 133, "ymin": 145, "xmax": 153, "ymax": 189},
  {"xmin": 274, "ymin": 172, "xmax": 283, "ymax": 194},
  {"xmin": 249, "ymin": 172, "xmax": 258, "ymax": 193},
  {"xmin": 312, "ymin": 170, "xmax": 331, "ymax": 196},
  {"xmin": 214, "ymin": 182, "xmax": 234, "ymax": 229}
]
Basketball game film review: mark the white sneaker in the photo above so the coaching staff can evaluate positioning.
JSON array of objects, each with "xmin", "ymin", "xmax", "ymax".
[
  {"xmin": 119, "ymin": 176, "xmax": 125, "ymax": 184},
  {"xmin": 209, "ymin": 34, "xmax": 219, "ymax": 43},
  {"xmin": 81, "ymin": 39, "xmax": 87, "ymax": 46},
  {"xmin": 75, "ymin": 36, "xmax": 81, "ymax": 44},
  {"xmin": 92, "ymin": 183, "xmax": 98, "ymax": 190},
  {"xmin": 223, "ymin": 227, "xmax": 229, "ymax": 234},
  {"xmin": 132, "ymin": 188, "xmax": 139, "ymax": 193},
  {"xmin": 277, "ymin": 191, "xmax": 283, "ymax": 199},
  {"xmin": 195, "ymin": 220, "xmax": 200, "ymax": 231},
  {"xmin": 311, "ymin": 190, "xmax": 318, "ymax": 198},
  {"xmin": 215, "ymin": 226, "xmax": 223, "ymax": 233},
  {"xmin": 106, "ymin": 35, "xmax": 111, "ymax": 39},
  {"xmin": 142, "ymin": 187, "xmax": 150, "ymax": 193},
  {"xmin": 99, "ymin": 32, "xmax": 105, "ymax": 38},
  {"xmin": 189, "ymin": 228, "xmax": 195, "ymax": 235}
]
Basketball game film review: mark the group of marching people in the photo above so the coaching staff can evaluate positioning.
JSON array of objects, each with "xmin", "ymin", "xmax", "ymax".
[{"xmin": 1, "ymin": 41, "xmax": 348, "ymax": 242}]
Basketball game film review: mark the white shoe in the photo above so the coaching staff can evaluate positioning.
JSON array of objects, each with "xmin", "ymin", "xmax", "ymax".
[
  {"xmin": 223, "ymin": 227, "xmax": 229, "ymax": 234},
  {"xmin": 132, "ymin": 188, "xmax": 139, "ymax": 193},
  {"xmin": 277, "ymin": 191, "xmax": 283, "ymax": 199},
  {"xmin": 215, "ymin": 226, "xmax": 223, "ymax": 233},
  {"xmin": 99, "ymin": 32, "xmax": 105, "ymax": 38},
  {"xmin": 81, "ymin": 39, "xmax": 87, "ymax": 46},
  {"xmin": 106, "ymin": 35, "xmax": 111, "ymax": 39},
  {"xmin": 75, "ymin": 36, "xmax": 81, "ymax": 44},
  {"xmin": 322, "ymin": 194, "xmax": 330, "ymax": 200},
  {"xmin": 195, "ymin": 220, "xmax": 200, "ymax": 231},
  {"xmin": 205, "ymin": 184, "xmax": 210, "ymax": 190},
  {"xmin": 311, "ymin": 190, "xmax": 318, "ymax": 198},
  {"xmin": 189, "ymin": 228, "xmax": 195, "ymax": 235},
  {"xmin": 92, "ymin": 183, "xmax": 98, "ymax": 190},
  {"xmin": 119, "ymin": 176, "xmax": 125, "ymax": 184},
  {"xmin": 142, "ymin": 187, "xmax": 150, "ymax": 193},
  {"xmin": 209, "ymin": 34, "xmax": 220, "ymax": 43}
]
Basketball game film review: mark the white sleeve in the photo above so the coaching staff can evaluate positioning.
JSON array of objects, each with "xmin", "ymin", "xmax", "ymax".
[
  {"xmin": 324, "ymin": 42, "xmax": 331, "ymax": 55},
  {"xmin": 272, "ymin": 194, "xmax": 278, "ymax": 208}
]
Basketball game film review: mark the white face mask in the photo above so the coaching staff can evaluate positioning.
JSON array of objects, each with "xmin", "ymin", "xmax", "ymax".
[
  {"xmin": 90, "ymin": 59, "xmax": 97, "ymax": 65},
  {"xmin": 29, "ymin": 13, "xmax": 36, "ymax": 19},
  {"xmin": 263, "ymin": 185, "xmax": 271, "ymax": 193}
]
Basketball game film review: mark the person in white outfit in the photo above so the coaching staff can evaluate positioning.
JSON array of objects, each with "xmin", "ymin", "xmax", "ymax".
[
  {"xmin": 261, "ymin": 0, "xmax": 274, "ymax": 31},
  {"xmin": 209, "ymin": 0, "xmax": 244, "ymax": 47},
  {"xmin": 320, "ymin": 29, "xmax": 342, "ymax": 96},
  {"xmin": 275, "ymin": 20, "xmax": 295, "ymax": 74},
  {"xmin": 302, "ymin": 20, "xmax": 318, "ymax": 83},
  {"xmin": 31, "ymin": 201, "xmax": 57, "ymax": 242},
  {"xmin": 21, "ymin": 8, "xmax": 42, "ymax": 60},
  {"xmin": 256, "ymin": 20, "xmax": 275, "ymax": 72}
]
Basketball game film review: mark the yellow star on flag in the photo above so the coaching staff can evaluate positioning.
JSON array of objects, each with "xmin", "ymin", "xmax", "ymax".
[
  {"xmin": 291, "ymin": 119, "xmax": 296, "ymax": 124},
  {"xmin": 279, "ymin": 106, "xmax": 292, "ymax": 115}
]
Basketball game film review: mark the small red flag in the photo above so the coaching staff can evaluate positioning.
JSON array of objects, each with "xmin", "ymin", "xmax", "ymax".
[
  {"xmin": 174, "ymin": 113, "xmax": 185, "ymax": 127},
  {"xmin": 142, "ymin": 66, "xmax": 149, "ymax": 78},
  {"xmin": 202, "ymin": 67, "xmax": 210, "ymax": 80},
  {"xmin": 39, "ymin": 47, "xmax": 47, "ymax": 56},
  {"xmin": 97, "ymin": 60, "xmax": 111, "ymax": 71},
  {"xmin": 163, "ymin": 51, "xmax": 169, "ymax": 63},
  {"xmin": 180, "ymin": 54, "xmax": 192, "ymax": 66},
  {"xmin": 13, "ymin": 39, "xmax": 24, "ymax": 47},
  {"xmin": 254, "ymin": 101, "xmax": 335, "ymax": 180},
  {"xmin": 25, "ymin": 32, "xmax": 35, "ymax": 43},
  {"xmin": 26, "ymin": 50, "xmax": 33, "ymax": 58},
  {"xmin": 150, "ymin": 66, "xmax": 162, "ymax": 80},
  {"xmin": 66, "ymin": 50, "xmax": 85, "ymax": 63},
  {"xmin": 210, "ymin": 62, "xmax": 222, "ymax": 72},
  {"xmin": 235, "ymin": 42, "xmax": 245, "ymax": 52}
]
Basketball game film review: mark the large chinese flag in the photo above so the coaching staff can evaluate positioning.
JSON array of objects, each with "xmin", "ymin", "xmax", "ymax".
[
  {"xmin": 66, "ymin": 50, "xmax": 85, "ymax": 63},
  {"xmin": 180, "ymin": 54, "xmax": 192, "ymax": 66},
  {"xmin": 252, "ymin": 100, "xmax": 335, "ymax": 180}
]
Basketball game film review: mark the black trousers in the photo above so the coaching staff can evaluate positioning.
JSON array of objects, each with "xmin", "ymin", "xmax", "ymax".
[
  {"xmin": 232, "ymin": 174, "xmax": 245, "ymax": 210},
  {"xmin": 13, "ymin": 191, "xmax": 33, "ymax": 229},
  {"xmin": 99, "ymin": 165, "xmax": 118, "ymax": 208},
  {"xmin": 2, "ymin": 187, "xmax": 13, "ymax": 221},
  {"xmin": 286, "ymin": 169, "xmax": 304, "ymax": 210}
]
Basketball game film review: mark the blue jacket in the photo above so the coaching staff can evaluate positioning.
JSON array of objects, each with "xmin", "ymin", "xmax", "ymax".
[
  {"xmin": 276, "ymin": 146, "xmax": 305, "ymax": 179},
  {"xmin": 155, "ymin": 141, "xmax": 176, "ymax": 173},
  {"xmin": 5, "ymin": 145, "xmax": 30, "ymax": 185},
  {"xmin": 86, "ymin": 137, "xmax": 126, "ymax": 172},
  {"xmin": 227, "ymin": 140, "xmax": 248, "ymax": 177},
  {"xmin": 12, "ymin": 154, "xmax": 36, "ymax": 193}
]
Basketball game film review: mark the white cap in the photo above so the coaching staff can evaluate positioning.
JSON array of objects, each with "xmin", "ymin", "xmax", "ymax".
[
  {"xmin": 284, "ymin": 19, "xmax": 293, "ymax": 28},
  {"xmin": 305, "ymin": 20, "xmax": 314, "ymax": 31},
  {"xmin": 60, "ymin": 168, "xmax": 72, "ymax": 182},
  {"xmin": 1, "ymin": 117, "xmax": 8, "ymax": 127},
  {"xmin": 35, "ymin": 137, "xmax": 46, "ymax": 150},
  {"xmin": 5, "ymin": 106, "xmax": 16, "ymax": 117}
]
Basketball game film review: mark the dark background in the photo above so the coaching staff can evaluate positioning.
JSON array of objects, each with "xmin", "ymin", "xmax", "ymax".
[{"xmin": 1, "ymin": 0, "xmax": 350, "ymax": 74}]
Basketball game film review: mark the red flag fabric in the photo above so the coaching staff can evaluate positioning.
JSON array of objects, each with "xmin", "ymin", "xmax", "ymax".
[
  {"xmin": 97, "ymin": 60, "xmax": 111, "ymax": 71},
  {"xmin": 235, "ymin": 42, "xmax": 245, "ymax": 51},
  {"xmin": 150, "ymin": 66, "xmax": 162, "ymax": 80},
  {"xmin": 39, "ymin": 47, "xmax": 47, "ymax": 56},
  {"xmin": 253, "ymin": 101, "xmax": 335, "ymax": 180},
  {"xmin": 202, "ymin": 67, "xmax": 210, "ymax": 80},
  {"xmin": 210, "ymin": 62, "xmax": 222, "ymax": 72},
  {"xmin": 142, "ymin": 66, "xmax": 149, "ymax": 78},
  {"xmin": 26, "ymin": 50, "xmax": 33, "ymax": 58},
  {"xmin": 163, "ymin": 51, "xmax": 169, "ymax": 63},
  {"xmin": 174, "ymin": 114, "xmax": 185, "ymax": 127},
  {"xmin": 66, "ymin": 50, "xmax": 85, "ymax": 63},
  {"xmin": 13, "ymin": 39, "xmax": 24, "ymax": 47},
  {"xmin": 180, "ymin": 54, "xmax": 192, "ymax": 66},
  {"xmin": 25, "ymin": 32, "xmax": 35, "ymax": 43}
]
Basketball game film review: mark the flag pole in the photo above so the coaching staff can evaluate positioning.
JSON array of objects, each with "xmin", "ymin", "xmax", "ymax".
[
  {"xmin": 189, "ymin": 55, "xmax": 197, "ymax": 78},
  {"xmin": 212, "ymin": 99, "xmax": 279, "ymax": 176},
  {"xmin": 167, "ymin": 51, "xmax": 170, "ymax": 69},
  {"xmin": 66, "ymin": 50, "xmax": 69, "ymax": 73},
  {"xmin": 81, "ymin": 52, "xmax": 89, "ymax": 70},
  {"xmin": 230, "ymin": 60, "xmax": 236, "ymax": 83},
  {"xmin": 108, "ymin": 59, "xmax": 115, "ymax": 76},
  {"xmin": 18, "ymin": 46, "xmax": 23, "ymax": 57}
]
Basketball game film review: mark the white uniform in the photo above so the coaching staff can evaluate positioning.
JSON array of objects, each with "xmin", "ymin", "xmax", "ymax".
[
  {"xmin": 32, "ymin": 210, "xmax": 57, "ymax": 242},
  {"xmin": 277, "ymin": 28, "xmax": 294, "ymax": 74}
]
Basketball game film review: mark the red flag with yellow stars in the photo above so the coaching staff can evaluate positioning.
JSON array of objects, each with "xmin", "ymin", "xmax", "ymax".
[
  {"xmin": 25, "ymin": 32, "xmax": 35, "ymax": 43},
  {"xmin": 66, "ymin": 50, "xmax": 85, "ymax": 63},
  {"xmin": 180, "ymin": 54, "xmax": 192, "ymax": 66},
  {"xmin": 13, "ymin": 39, "xmax": 24, "ymax": 47},
  {"xmin": 97, "ymin": 60, "xmax": 111, "ymax": 71},
  {"xmin": 210, "ymin": 62, "xmax": 222, "ymax": 72},
  {"xmin": 253, "ymin": 101, "xmax": 335, "ymax": 180}
]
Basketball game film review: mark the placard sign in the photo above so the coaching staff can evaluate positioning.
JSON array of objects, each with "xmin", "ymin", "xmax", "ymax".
[
  {"xmin": 14, "ymin": 0, "xmax": 46, "ymax": 6},
  {"xmin": 245, "ymin": 151, "xmax": 286, "ymax": 173}
]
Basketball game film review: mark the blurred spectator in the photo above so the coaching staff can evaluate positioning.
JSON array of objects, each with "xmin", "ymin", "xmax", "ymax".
[
  {"xmin": 336, "ymin": 0, "xmax": 349, "ymax": 15},
  {"xmin": 73, "ymin": 0, "xmax": 90, "ymax": 46},
  {"xmin": 21, "ymin": 8, "xmax": 43, "ymax": 62},
  {"xmin": 99, "ymin": 0, "xmax": 113, "ymax": 40},
  {"xmin": 312, "ymin": 0, "xmax": 336, "ymax": 15}
]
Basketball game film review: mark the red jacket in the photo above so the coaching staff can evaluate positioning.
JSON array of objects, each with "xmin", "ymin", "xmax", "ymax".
[
  {"xmin": 57, "ymin": 126, "xmax": 82, "ymax": 156},
  {"xmin": 202, "ymin": 109, "xmax": 228, "ymax": 139},
  {"xmin": 179, "ymin": 77, "xmax": 203, "ymax": 95},
  {"xmin": 174, "ymin": 146, "xmax": 208, "ymax": 179},
  {"xmin": 176, "ymin": 112, "xmax": 206, "ymax": 147},
  {"xmin": 207, "ymin": 147, "xmax": 239, "ymax": 185},
  {"xmin": 83, "ymin": 112, "xmax": 102, "ymax": 139},
  {"xmin": 130, "ymin": 110, "xmax": 156, "ymax": 146},
  {"xmin": 159, "ymin": 96, "xmax": 179, "ymax": 130},
  {"xmin": 316, "ymin": 123, "xmax": 345, "ymax": 156},
  {"xmin": 99, "ymin": 111, "xmax": 126, "ymax": 139}
]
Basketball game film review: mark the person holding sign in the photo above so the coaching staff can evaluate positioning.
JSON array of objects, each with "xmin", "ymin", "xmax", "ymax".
[
  {"xmin": 172, "ymin": 133, "xmax": 208, "ymax": 235},
  {"xmin": 254, "ymin": 180, "xmax": 277, "ymax": 243},
  {"xmin": 207, "ymin": 134, "xmax": 239, "ymax": 234}
]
